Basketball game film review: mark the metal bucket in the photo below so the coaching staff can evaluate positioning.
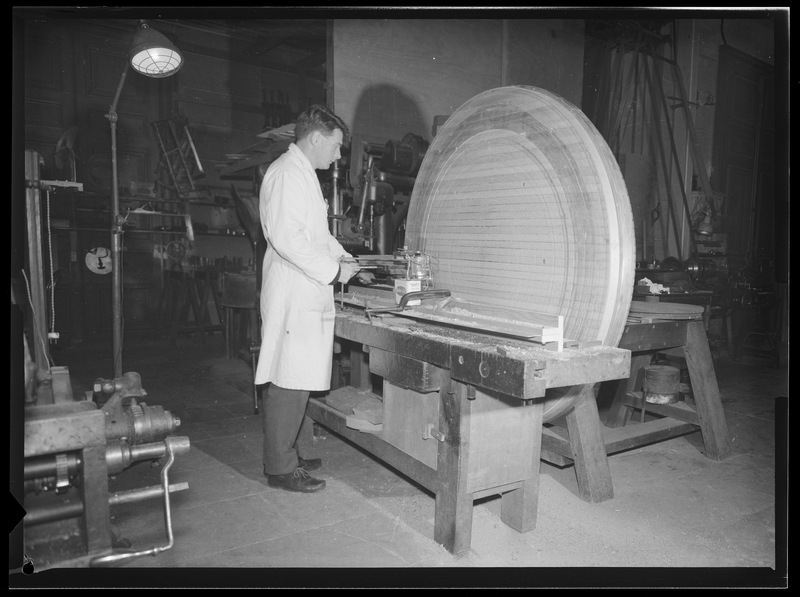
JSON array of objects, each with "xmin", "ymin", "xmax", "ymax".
[{"xmin": 643, "ymin": 365, "xmax": 681, "ymax": 404}]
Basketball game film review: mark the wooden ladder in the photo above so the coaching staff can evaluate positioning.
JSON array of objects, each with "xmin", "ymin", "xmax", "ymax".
[{"xmin": 151, "ymin": 118, "xmax": 205, "ymax": 198}]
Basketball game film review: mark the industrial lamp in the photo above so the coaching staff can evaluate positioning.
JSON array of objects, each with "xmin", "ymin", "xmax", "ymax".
[
  {"xmin": 129, "ymin": 21, "xmax": 184, "ymax": 77},
  {"xmin": 106, "ymin": 20, "xmax": 183, "ymax": 378},
  {"xmin": 695, "ymin": 212, "xmax": 714, "ymax": 236}
]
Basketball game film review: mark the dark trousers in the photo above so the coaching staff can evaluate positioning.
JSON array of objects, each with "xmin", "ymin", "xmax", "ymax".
[{"xmin": 261, "ymin": 384, "xmax": 311, "ymax": 475}]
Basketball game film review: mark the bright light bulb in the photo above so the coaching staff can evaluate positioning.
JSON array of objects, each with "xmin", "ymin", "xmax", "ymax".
[
  {"xmin": 696, "ymin": 213, "xmax": 714, "ymax": 236},
  {"xmin": 131, "ymin": 47, "xmax": 182, "ymax": 77}
]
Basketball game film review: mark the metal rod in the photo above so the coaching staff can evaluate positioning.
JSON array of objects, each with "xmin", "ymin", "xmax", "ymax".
[
  {"xmin": 23, "ymin": 498, "xmax": 83, "ymax": 526},
  {"xmin": 109, "ymin": 482, "xmax": 189, "ymax": 506},
  {"xmin": 23, "ymin": 483, "xmax": 189, "ymax": 526},
  {"xmin": 107, "ymin": 65, "xmax": 130, "ymax": 379},
  {"xmin": 330, "ymin": 160, "xmax": 340, "ymax": 236},
  {"xmin": 130, "ymin": 442, "xmax": 173, "ymax": 461},
  {"xmin": 24, "ymin": 152, "xmax": 52, "ymax": 371},
  {"xmin": 356, "ymin": 155, "xmax": 373, "ymax": 233}
]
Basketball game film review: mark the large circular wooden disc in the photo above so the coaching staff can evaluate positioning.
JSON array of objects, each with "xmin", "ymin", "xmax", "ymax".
[{"xmin": 405, "ymin": 86, "xmax": 635, "ymax": 421}]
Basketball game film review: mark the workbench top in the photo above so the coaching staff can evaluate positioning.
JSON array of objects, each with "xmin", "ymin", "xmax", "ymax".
[{"xmin": 335, "ymin": 305, "xmax": 631, "ymax": 400}]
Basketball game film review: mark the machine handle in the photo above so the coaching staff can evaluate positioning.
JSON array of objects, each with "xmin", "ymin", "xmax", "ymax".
[
  {"xmin": 366, "ymin": 289, "xmax": 452, "ymax": 315},
  {"xmin": 398, "ymin": 289, "xmax": 451, "ymax": 310},
  {"xmin": 90, "ymin": 436, "xmax": 187, "ymax": 567}
]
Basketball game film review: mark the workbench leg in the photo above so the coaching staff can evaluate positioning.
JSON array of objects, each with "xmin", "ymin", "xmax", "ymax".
[
  {"xmin": 500, "ymin": 400, "xmax": 544, "ymax": 533},
  {"xmin": 224, "ymin": 307, "xmax": 234, "ymax": 359},
  {"xmin": 725, "ymin": 311, "xmax": 735, "ymax": 358},
  {"xmin": 433, "ymin": 375, "xmax": 473, "ymax": 556},
  {"xmin": 566, "ymin": 384, "xmax": 614, "ymax": 503},
  {"xmin": 168, "ymin": 281, "xmax": 191, "ymax": 346},
  {"xmin": 349, "ymin": 344, "xmax": 371, "ymax": 390},
  {"xmin": 210, "ymin": 278, "xmax": 224, "ymax": 338},
  {"xmin": 683, "ymin": 321, "xmax": 732, "ymax": 460},
  {"xmin": 251, "ymin": 349, "xmax": 260, "ymax": 415},
  {"xmin": 187, "ymin": 279, "xmax": 205, "ymax": 342},
  {"xmin": 605, "ymin": 353, "xmax": 653, "ymax": 427},
  {"xmin": 195, "ymin": 278, "xmax": 214, "ymax": 342}
]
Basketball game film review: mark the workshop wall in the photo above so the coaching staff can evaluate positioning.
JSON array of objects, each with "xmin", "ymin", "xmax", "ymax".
[
  {"xmin": 330, "ymin": 19, "xmax": 586, "ymax": 146},
  {"xmin": 172, "ymin": 34, "xmax": 326, "ymax": 196},
  {"xmin": 502, "ymin": 19, "xmax": 586, "ymax": 107}
]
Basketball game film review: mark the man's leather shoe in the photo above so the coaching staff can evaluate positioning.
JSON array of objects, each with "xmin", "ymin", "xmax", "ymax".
[
  {"xmin": 298, "ymin": 456, "xmax": 322, "ymax": 471},
  {"xmin": 266, "ymin": 467, "xmax": 326, "ymax": 493}
]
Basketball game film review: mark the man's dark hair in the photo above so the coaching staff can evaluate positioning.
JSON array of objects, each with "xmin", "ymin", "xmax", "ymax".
[{"xmin": 294, "ymin": 104, "xmax": 349, "ymax": 143}]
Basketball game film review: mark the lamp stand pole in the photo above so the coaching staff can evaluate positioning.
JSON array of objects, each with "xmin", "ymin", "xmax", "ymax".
[{"xmin": 106, "ymin": 65, "xmax": 130, "ymax": 379}]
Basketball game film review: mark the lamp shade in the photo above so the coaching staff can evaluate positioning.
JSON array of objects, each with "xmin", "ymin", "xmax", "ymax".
[
  {"xmin": 696, "ymin": 213, "xmax": 714, "ymax": 236},
  {"xmin": 129, "ymin": 21, "xmax": 183, "ymax": 78}
]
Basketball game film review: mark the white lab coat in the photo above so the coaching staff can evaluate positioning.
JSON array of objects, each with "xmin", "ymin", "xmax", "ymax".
[{"xmin": 255, "ymin": 143, "xmax": 349, "ymax": 390}]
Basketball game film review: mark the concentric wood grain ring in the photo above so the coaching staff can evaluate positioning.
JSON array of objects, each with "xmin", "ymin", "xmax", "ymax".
[{"xmin": 405, "ymin": 86, "xmax": 635, "ymax": 421}]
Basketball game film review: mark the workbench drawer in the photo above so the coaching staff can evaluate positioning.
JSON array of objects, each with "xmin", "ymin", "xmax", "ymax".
[{"xmin": 369, "ymin": 348, "xmax": 442, "ymax": 393}]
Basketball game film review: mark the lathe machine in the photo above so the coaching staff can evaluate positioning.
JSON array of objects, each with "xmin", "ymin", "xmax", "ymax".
[
  {"xmin": 14, "ymin": 151, "xmax": 191, "ymax": 570},
  {"xmin": 20, "ymin": 368, "xmax": 190, "ymax": 569}
]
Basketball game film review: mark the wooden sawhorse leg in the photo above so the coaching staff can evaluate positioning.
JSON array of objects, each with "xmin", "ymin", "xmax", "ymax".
[
  {"xmin": 565, "ymin": 384, "xmax": 614, "ymax": 502},
  {"xmin": 682, "ymin": 320, "xmax": 732, "ymax": 460},
  {"xmin": 605, "ymin": 353, "xmax": 654, "ymax": 428}
]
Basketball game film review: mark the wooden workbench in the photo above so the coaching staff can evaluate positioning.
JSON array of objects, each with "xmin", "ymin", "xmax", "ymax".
[
  {"xmin": 307, "ymin": 306, "xmax": 631, "ymax": 555},
  {"xmin": 306, "ymin": 301, "xmax": 732, "ymax": 556}
]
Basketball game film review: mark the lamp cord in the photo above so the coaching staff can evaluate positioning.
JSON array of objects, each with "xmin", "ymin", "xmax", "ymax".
[
  {"xmin": 21, "ymin": 268, "xmax": 54, "ymax": 369},
  {"xmin": 46, "ymin": 189, "xmax": 56, "ymax": 335},
  {"xmin": 118, "ymin": 230, "xmax": 124, "ymax": 370}
]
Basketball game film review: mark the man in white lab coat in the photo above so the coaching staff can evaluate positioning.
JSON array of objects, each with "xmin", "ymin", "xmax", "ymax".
[{"xmin": 256, "ymin": 105, "xmax": 360, "ymax": 492}]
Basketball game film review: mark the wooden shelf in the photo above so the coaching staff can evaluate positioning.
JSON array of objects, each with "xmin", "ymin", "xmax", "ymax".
[
  {"xmin": 256, "ymin": 123, "xmax": 295, "ymax": 140},
  {"xmin": 127, "ymin": 211, "xmax": 188, "ymax": 218},
  {"xmin": 51, "ymin": 226, "xmax": 182, "ymax": 234},
  {"xmin": 122, "ymin": 198, "xmax": 230, "ymax": 208},
  {"xmin": 73, "ymin": 207, "xmax": 185, "ymax": 217},
  {"xmin": 51, "ymin": 226, "xmax": 248, "ymax": 238}
]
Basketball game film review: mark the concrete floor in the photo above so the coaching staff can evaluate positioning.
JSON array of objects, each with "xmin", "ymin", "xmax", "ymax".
[{"xmin": 18, "ymin": 329, "xmax": 787, "ymax": 588}]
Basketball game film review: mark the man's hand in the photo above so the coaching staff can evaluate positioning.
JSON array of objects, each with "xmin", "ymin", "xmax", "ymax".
[
  {"xmin": 337, "ymin": 261, "xmax": 358, "ymax": 283},
  {"xmin": 356, "ymin": 271, "xmax": 375, "ymax": 285}
]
